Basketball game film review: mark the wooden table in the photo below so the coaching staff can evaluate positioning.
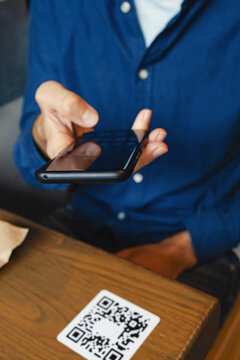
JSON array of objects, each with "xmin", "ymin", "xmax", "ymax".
[
  {"xmin": 206, "ymin": 292, "xmax": 240, "ymax": 360},
  {"xmin": 0, "ymin": 209, "xmax": 220, "ymax": 360}
]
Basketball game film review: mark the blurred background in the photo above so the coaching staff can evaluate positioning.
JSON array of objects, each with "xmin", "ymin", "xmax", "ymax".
[{"xmin": 0, "ymin": 0, "xmax": 67, "ymax": 220}]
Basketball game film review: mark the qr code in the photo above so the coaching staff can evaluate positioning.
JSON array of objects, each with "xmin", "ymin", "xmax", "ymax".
[{"xmin": 57, "ymin": 290, "xmax": 160, "ymax": 360}]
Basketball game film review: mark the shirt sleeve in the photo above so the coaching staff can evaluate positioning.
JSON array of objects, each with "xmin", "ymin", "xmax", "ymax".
[
  {"xmin": 184, "ymin": 187, "xmax": 240, "ymax": 261},
  {"xmin": 13, "ymin": 0, "xmax": 67, "ymax": 190}
]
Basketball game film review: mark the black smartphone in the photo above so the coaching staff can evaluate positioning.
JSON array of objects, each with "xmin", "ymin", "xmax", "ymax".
[{"xmin": 35, "ymin": 129, "xmax": 149, "ymax": 184}]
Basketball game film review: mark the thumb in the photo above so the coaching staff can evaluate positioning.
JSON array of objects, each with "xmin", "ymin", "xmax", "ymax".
[{"xmin": 131, "ymin": 109, "xmax": 152, "ymax": 131}]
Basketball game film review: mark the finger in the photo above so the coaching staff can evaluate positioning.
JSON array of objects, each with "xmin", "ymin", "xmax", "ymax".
[
  {"xmin": 46, "ymin": 131, "xmax": 74, "ymax": 159},
  {"xmin": 35, "ymin": 81, "xmax": 99, "ymax": 128},
  {"xmin": 131, "ymin": 109, "xmax": 152, "ymax": 131},
  {"xmin": 74, "ymin": 126, "xmax": 95, "ymax": 138},
  {"xmin": 48, "ymin": 141, "xmax": 102, "ymax": 170},
  {"xmin": 134, "ymin": 141, "xmax": 168, "ymax": 172},
  {"xmin": 148, "ymin": 128, "xmax": 167, "ymax": 143},
  {"xmin": 116, "ymin": 248, "xmax": 135, "ymax": 258},
  {"xmin": 116, "ymin": 250, "xmax": 129, "ymax": 258}
]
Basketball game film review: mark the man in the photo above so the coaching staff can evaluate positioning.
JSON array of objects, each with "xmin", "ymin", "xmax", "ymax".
[{"xmin": 14, "ymin": 0, "xmax": 240, "ymax": 279}]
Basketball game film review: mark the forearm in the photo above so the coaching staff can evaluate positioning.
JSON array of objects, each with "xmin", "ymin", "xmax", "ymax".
[
  {"xmin": 185, "ymin": 187, "xmax": 240, "ymax": 261},
  {"xmin": 117, "ymin": 231, "xmax": 197, "ymax": 279},
  {"xmin": 166, "ymin": 231, "xmax": 197, "ymax": 270}
]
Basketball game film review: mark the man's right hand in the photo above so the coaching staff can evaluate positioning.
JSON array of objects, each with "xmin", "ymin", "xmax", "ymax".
[{"xmin": 33, "ymin": 81, "xmax": 99, "ymax": 159}]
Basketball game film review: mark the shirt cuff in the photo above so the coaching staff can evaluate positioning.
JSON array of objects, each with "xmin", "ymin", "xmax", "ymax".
[
  {"xmin": 184, "ymin": 208, "xmax": 237, "ymax": 262},
  {"xmin": 13, "ymin": 121, "xmax": 68, "ymax": 191}
]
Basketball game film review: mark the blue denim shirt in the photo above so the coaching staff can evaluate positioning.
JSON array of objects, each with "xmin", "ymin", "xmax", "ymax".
[{"xmin": 14, "ymin": 0, "xmax": 240, "ymax": 260}]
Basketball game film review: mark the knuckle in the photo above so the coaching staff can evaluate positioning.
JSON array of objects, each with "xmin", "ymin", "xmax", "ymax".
[
  {"xmin": 45, "ymin": 144, "xmax": 54, "ymax": 159},
  {"xmin": 35, "ymin": 81, "xmax": 58, "ymax": 105},
  {"xmin": 35, "ymin": 85, "xmax": 44, "ymax": 104},
  {"xmin": 62, "ymin": 93, "xmax": 81, "ymax": 114},
  {"xmin": 35, "ymin": 81, "xmax": 49, "ymax": 104}
]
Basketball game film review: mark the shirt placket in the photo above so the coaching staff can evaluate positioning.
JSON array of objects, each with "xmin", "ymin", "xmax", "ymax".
[
  {"xmin": 112, "ymin": 1, "xmax": 152, "ymax": 222},
  {"xmin": 112, "ymin": 0, "xmax": 210, "ymax": 230}
]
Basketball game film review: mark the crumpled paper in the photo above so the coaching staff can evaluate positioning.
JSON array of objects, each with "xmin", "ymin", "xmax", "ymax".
[{"xmin": 0, "ymin": 220, "xmax": 29, "ymax": 268}]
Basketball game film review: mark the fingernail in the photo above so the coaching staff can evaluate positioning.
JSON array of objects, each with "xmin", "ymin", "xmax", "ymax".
[
  {"xmin": 143, "ymin": 110, "xmax": 152, "ymax": 122},
  {"xmin": 156, "ymin": 132, "xmax": 167, "ymax": 142},
  {"xmin": 82, "ymin": 107, "xmax": 98, "ymax": 126},
  {"xmin": 152, "ymin": 146, "xmax": 168, "ymax": 158}
]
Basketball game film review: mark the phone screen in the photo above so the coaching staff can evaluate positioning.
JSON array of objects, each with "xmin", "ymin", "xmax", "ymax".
[{"xmin": 45, "ymin": 130, "xmax": 147, "ymax": 173}]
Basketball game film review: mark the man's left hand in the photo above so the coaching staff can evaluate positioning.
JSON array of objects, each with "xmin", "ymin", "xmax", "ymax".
[
  {"xmin": 131, "ymin": 109, "xmax": 168, "ymax": 173},
  {"xmin": 116, "ymin": 231, "xmax": 197, "ymax": 279}
]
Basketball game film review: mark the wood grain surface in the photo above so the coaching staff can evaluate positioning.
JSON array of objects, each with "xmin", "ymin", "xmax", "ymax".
[
  {"xmin": 0, "ymin": 209, "xmax": 219, "ymax": 360},
  {"xmin": 206, "ymin": 292, "xmax": 240, "ymax": 360}
]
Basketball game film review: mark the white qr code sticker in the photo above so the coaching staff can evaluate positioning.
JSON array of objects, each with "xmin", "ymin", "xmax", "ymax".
[{"xmin": 57, "ymin": 290, "xmax": 160, "ymax": 360}]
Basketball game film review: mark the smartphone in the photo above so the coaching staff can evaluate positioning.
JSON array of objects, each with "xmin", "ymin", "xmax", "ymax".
[{"xmin": 35, "ymin": 129, "xmax": 149, "ymax": 184}]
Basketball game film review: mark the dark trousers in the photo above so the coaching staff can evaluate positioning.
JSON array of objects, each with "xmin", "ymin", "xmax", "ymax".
[{"xmin": 178, "ymin": 251, "xmax": 240, "ymax": 326}]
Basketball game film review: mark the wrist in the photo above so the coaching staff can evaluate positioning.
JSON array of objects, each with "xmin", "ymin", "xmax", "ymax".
[{"xmin": 168, "ymin": 231, "xmax": 197, "ymax": 269}]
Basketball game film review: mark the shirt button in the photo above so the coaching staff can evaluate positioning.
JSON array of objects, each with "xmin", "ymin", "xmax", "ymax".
[
  {"xmin": 138, "ymin": 69, "xmax": 149, "ymax": 80},
  {"xmin": 117, "ymin": 212, "xmax": 126, "ymax": 220},
  {"xmin": 133, "ymin": 173, "xmax": 143, "ymax": 183},
  {"xmin": 120, "ymin": 1, "xmax": 131, "ymax": 13}
]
